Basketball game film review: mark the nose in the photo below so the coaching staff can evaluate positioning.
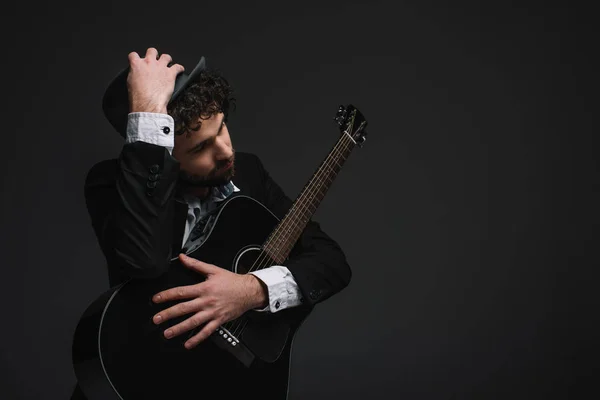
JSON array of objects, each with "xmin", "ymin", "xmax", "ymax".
[{"xmin": 214, "ymin": 135, "xmax": 232, "ymax": 161}]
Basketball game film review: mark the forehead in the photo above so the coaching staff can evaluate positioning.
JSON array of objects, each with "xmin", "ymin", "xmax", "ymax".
[
  {"xmin": 177, "ymin": 113, "xmax": 224, "ymax": 137},
  {"xmin": 174, "ymin": 113, "xmax": 226, "ymax": 153}
]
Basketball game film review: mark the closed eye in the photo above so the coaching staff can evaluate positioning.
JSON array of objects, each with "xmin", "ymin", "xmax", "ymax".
[{"xmin": 187, "ymin": 116, "xmax": 226, "ymax": 154}]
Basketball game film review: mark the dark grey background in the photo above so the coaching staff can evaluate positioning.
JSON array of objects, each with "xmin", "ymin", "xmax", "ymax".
[{"xmin": 2, "ymin": 1, "xmax": 594, "ymax": 399}]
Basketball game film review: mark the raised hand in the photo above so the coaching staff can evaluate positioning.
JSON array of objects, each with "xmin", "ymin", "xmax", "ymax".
[
  {"xmin": 151, "ymin": 253, "xmax": 268, "ymax": 349},
  {"xmin": 126, "ymin": 47, "xmax": 185, "ymax": 114}
]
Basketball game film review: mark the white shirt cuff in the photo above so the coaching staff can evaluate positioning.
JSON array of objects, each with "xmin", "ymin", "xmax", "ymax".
[
  {"xmin": 126, "ymin": 112, "xmax": 175, "ymax": 155},
  {"xmin": 249, "ymin": 266, "xmax": 303, "ymax": 313}
]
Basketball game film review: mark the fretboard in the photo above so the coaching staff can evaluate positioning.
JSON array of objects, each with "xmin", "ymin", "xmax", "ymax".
[{"xmin": 261, "ymin": 132, "xmax": 357, "ymax": 265}]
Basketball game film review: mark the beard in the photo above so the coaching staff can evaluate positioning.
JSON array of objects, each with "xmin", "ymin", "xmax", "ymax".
[{"xmin": 177, "ymin": 154, "xmax": 236, "ymax": 189}]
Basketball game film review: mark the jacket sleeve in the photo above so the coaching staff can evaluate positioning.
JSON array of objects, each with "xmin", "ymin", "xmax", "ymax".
[
  {"xmin": 84, "ymin": 141, "xmax": 181, "ymax": 282},
  {"xmin": 253, "ymin": 154, "xmax": 352, "ymax": 307}
]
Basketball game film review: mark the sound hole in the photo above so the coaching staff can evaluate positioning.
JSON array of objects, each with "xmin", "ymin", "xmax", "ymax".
[
  {"xmin": 223, "ymin": 246, "xmax": 276, "ymax": 348},
  {"xmin": 234, "ymin": 246, "xmax": 274, "ymax": 275}
]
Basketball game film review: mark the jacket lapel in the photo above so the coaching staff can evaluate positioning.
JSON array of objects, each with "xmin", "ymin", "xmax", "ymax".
[{"xmin": 171, "ymin": 198, "xmax": 188, "ymax": 255}]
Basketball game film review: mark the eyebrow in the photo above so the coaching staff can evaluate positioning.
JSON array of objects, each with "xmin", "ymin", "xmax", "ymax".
[{"xmin": 186, "ymin": 115, "xmax": 226, "ymax": 154}]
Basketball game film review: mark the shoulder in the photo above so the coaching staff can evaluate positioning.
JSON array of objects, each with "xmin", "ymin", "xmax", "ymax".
[
  {"xmin": 85, "ymin": 158, "xmax": 119, "ymax": 187},
  {"xmin": 233, "ymin": 151, "xmax": 260, "ymax": 167},
  {"xmin": 230, "ymin": 151, "xmax": 271, "ymax": 200},
  {"xmin": 231, "ymin": 151, "xmax": 262, "ymax": 183},
  {"xmin": 233, "ymin": 151, "xmax": 270, "ymax": 178}
]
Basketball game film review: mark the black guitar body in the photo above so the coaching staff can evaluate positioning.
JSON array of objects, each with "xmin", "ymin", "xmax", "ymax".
[{"xmin": 72, "ymin": 195, "xmax": 311, "ymax": 400}]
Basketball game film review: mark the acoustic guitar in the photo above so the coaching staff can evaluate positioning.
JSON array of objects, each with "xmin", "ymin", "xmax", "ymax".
[{"xmin": 72, "ymin": 104, "xmax": 368, "ymax": 399}]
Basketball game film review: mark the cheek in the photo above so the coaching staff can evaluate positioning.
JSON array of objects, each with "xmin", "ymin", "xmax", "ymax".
[
  {"xmin": 174, "ymin": 142, "xmax": 208, "ymax": 168},
  {"xmin": 182, "ymin": 154, "xmax": 211, "ymax": 172}
]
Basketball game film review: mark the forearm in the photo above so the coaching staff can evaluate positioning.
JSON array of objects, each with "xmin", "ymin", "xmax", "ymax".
[
  {"xmin": 85, "ymin": 113, "xmax": 180, "ymax": 280},
  {"xmin": 246, "ymin": 274, "xmax": 269, "ymax": 310}
]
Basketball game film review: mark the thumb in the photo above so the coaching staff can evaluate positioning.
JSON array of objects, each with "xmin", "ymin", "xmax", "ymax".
[{"xmin": 178, "ymin": 253, "xmax": 218, "ymax": 275}]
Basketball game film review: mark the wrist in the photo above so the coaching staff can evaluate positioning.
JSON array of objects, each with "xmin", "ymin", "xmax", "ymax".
[
  {"xmin": 246, "ymin": 274, "xmax": 268, "ymax": 310},
  {"xmin": 129, "ymin": 100, "xmax": 168, "ymax": 114}
]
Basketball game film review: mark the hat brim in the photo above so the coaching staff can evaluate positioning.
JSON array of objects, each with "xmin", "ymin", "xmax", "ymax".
[{"xmin": 102, "ymin": 56, "xmax": 207, "ymax": 138}]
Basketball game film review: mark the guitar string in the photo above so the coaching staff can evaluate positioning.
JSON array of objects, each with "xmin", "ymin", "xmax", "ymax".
[
  {"xmin": 248, "ymin": 131, "xmax": 354, "ymax": 274},
  {"xmin": 227, "ymin": 133, "xmax": 352, "ymax": 337},
  {"xmin": 225, "ymin": 132, "xmax": 353, "ymax": 336},
  {"xmin": 230, "ymin": 132, "xmax": 354, "ymax": 337},
  {"xmin": 251, "ymin": 134, "xmax": 353, "ymax": 273},
  {"xmin": 226, "ymin": 131, "xmax": 355, "ymax": 337}
]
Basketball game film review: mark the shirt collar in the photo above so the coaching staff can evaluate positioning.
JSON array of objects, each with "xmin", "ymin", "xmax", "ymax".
[
  {"xmin": 181, "ymin": 180, "xmax": 240, "ymax": 205},
  {"xmin": 212, "ymin": 180, "xmax": 240, "ymax": 202}
]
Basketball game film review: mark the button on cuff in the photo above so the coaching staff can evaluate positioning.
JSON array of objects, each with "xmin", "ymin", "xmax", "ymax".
[{"xmin": 125, "ymin": 113, "xmax": 175, "ymax": 150}]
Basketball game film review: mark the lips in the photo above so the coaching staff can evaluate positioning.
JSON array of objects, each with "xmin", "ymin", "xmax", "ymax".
[{"xmin": 221, "ymin": 160, "xmax": 233, "ymax": 170}]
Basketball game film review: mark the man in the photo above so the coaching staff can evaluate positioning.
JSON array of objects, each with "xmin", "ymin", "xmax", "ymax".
[{"xmin": 71, "ymin": 47, "xmax": 351, "ymax": 399}]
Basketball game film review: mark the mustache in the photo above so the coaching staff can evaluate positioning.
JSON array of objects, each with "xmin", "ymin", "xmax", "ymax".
[
  {"xmin": 214, "ymin": 155, "xmax": 235, "ymax": 172},
  {"xmin": 177, "ymin": 151, "xmax": 236, "ymax": 188}
]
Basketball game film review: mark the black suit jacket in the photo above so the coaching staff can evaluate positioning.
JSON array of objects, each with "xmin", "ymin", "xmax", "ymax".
[{"xmin": 83, "ymin": 141, "xmax": 352, "ymax": 307}]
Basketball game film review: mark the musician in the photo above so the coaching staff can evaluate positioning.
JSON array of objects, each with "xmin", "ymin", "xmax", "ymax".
[{"xmin": 71, "ymin": 47, "xmax": 352, "ymax": 399}]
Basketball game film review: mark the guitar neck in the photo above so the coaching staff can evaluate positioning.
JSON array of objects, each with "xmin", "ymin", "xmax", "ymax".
[{"xmin": 262, "ymin": 132, "xmax": 357, "ymax": 265}]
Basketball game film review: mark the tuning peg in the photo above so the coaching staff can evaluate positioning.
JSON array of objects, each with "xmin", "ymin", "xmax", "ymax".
[
  {"xmin": 357, "ymin": 133, "xmax": 367, "ymax": 147},
  {"xmin": 356, "ymin": 121, "xmax": 368, "ymax": 147},
  {"xmin": 334, "ymin": 105, "xmax": 347, "ymax": 126}
]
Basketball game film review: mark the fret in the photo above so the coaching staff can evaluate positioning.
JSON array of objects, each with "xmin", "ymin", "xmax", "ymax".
[{"xmin": 259, "ymin": 105, "xmax": 367, "ymax": 268}]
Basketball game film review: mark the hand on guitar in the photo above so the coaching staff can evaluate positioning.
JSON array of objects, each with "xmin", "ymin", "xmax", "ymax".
[{"xmin": 151, "ymin": 253, "xmax": 268, "ymax": 349}]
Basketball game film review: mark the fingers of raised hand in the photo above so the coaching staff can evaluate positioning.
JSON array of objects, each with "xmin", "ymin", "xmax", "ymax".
[
  {"xmin": 158, "ymin": 53, "xmax": 172, "ymax": 65},
  {"xmin": 158, "ymin": 53, "xmax": 185, "ymax": 74},
  {"xmin": 127, "ymin": 51, "xmax": 141, "ymax": 63},
  {"xmin": 162, "ymin": 310, "xmax": 212, "ymax": 340},
  {"xmin": 156, "ymin": 53, "xmax": 184, "ymax": 75},
  {"xmin": 169, "ymin": 63, "xmax": 185, "ymax": 75},
  {"xmin": 145, "ymin": 47, "xmax": 159, "ymax": 60},
  {"xmin": 126, "ymin": 48, "xmax": 183, "ymax": 74},
  {"xmin": 185, "ymin": 319, "xmax": 222, "ymax": 349}
]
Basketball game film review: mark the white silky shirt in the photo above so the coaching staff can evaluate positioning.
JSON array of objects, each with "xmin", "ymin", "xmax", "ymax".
[{"xmin": 125, "ymin": 112, "xmax": 303, "ymax": 313}]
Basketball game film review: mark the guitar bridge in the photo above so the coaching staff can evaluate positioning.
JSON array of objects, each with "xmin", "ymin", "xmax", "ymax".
[{"xmin": 210, "ymin": 325, "xmax": 255, "ymax": 368}]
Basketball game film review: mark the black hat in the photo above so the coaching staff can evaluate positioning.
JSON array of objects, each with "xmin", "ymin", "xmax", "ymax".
[{"xmin": 102, "ymin": 56, "xmax": 207, "ymax": 137}]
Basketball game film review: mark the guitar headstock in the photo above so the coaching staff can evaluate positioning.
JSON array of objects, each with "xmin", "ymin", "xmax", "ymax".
[{"xmin": 334, "ymin": 104, "xmax": 368, "ymax": 147}]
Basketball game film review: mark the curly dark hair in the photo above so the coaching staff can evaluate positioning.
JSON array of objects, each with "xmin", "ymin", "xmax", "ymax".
[{"xmin": 167, "ymin": 69, "xmax": 236, "ymax": 137}]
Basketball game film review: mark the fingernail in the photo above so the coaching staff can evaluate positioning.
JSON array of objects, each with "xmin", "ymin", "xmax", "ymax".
[
  {"xmin": 153, "ymin": 315, "xmax": 162, "ymax": 324},
  {"xmin": 165, "ymin": 329, "xmax": 173, "ymax": 338},
  {"xmin": 154, "ymin": 295, "xmax": 161, "ymax": 302}
]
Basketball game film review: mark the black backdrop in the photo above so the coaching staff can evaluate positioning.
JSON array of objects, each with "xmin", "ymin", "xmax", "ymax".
[{"xmin": 2, "ymin": 1, "xmax": 594, "ymax": 399}]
